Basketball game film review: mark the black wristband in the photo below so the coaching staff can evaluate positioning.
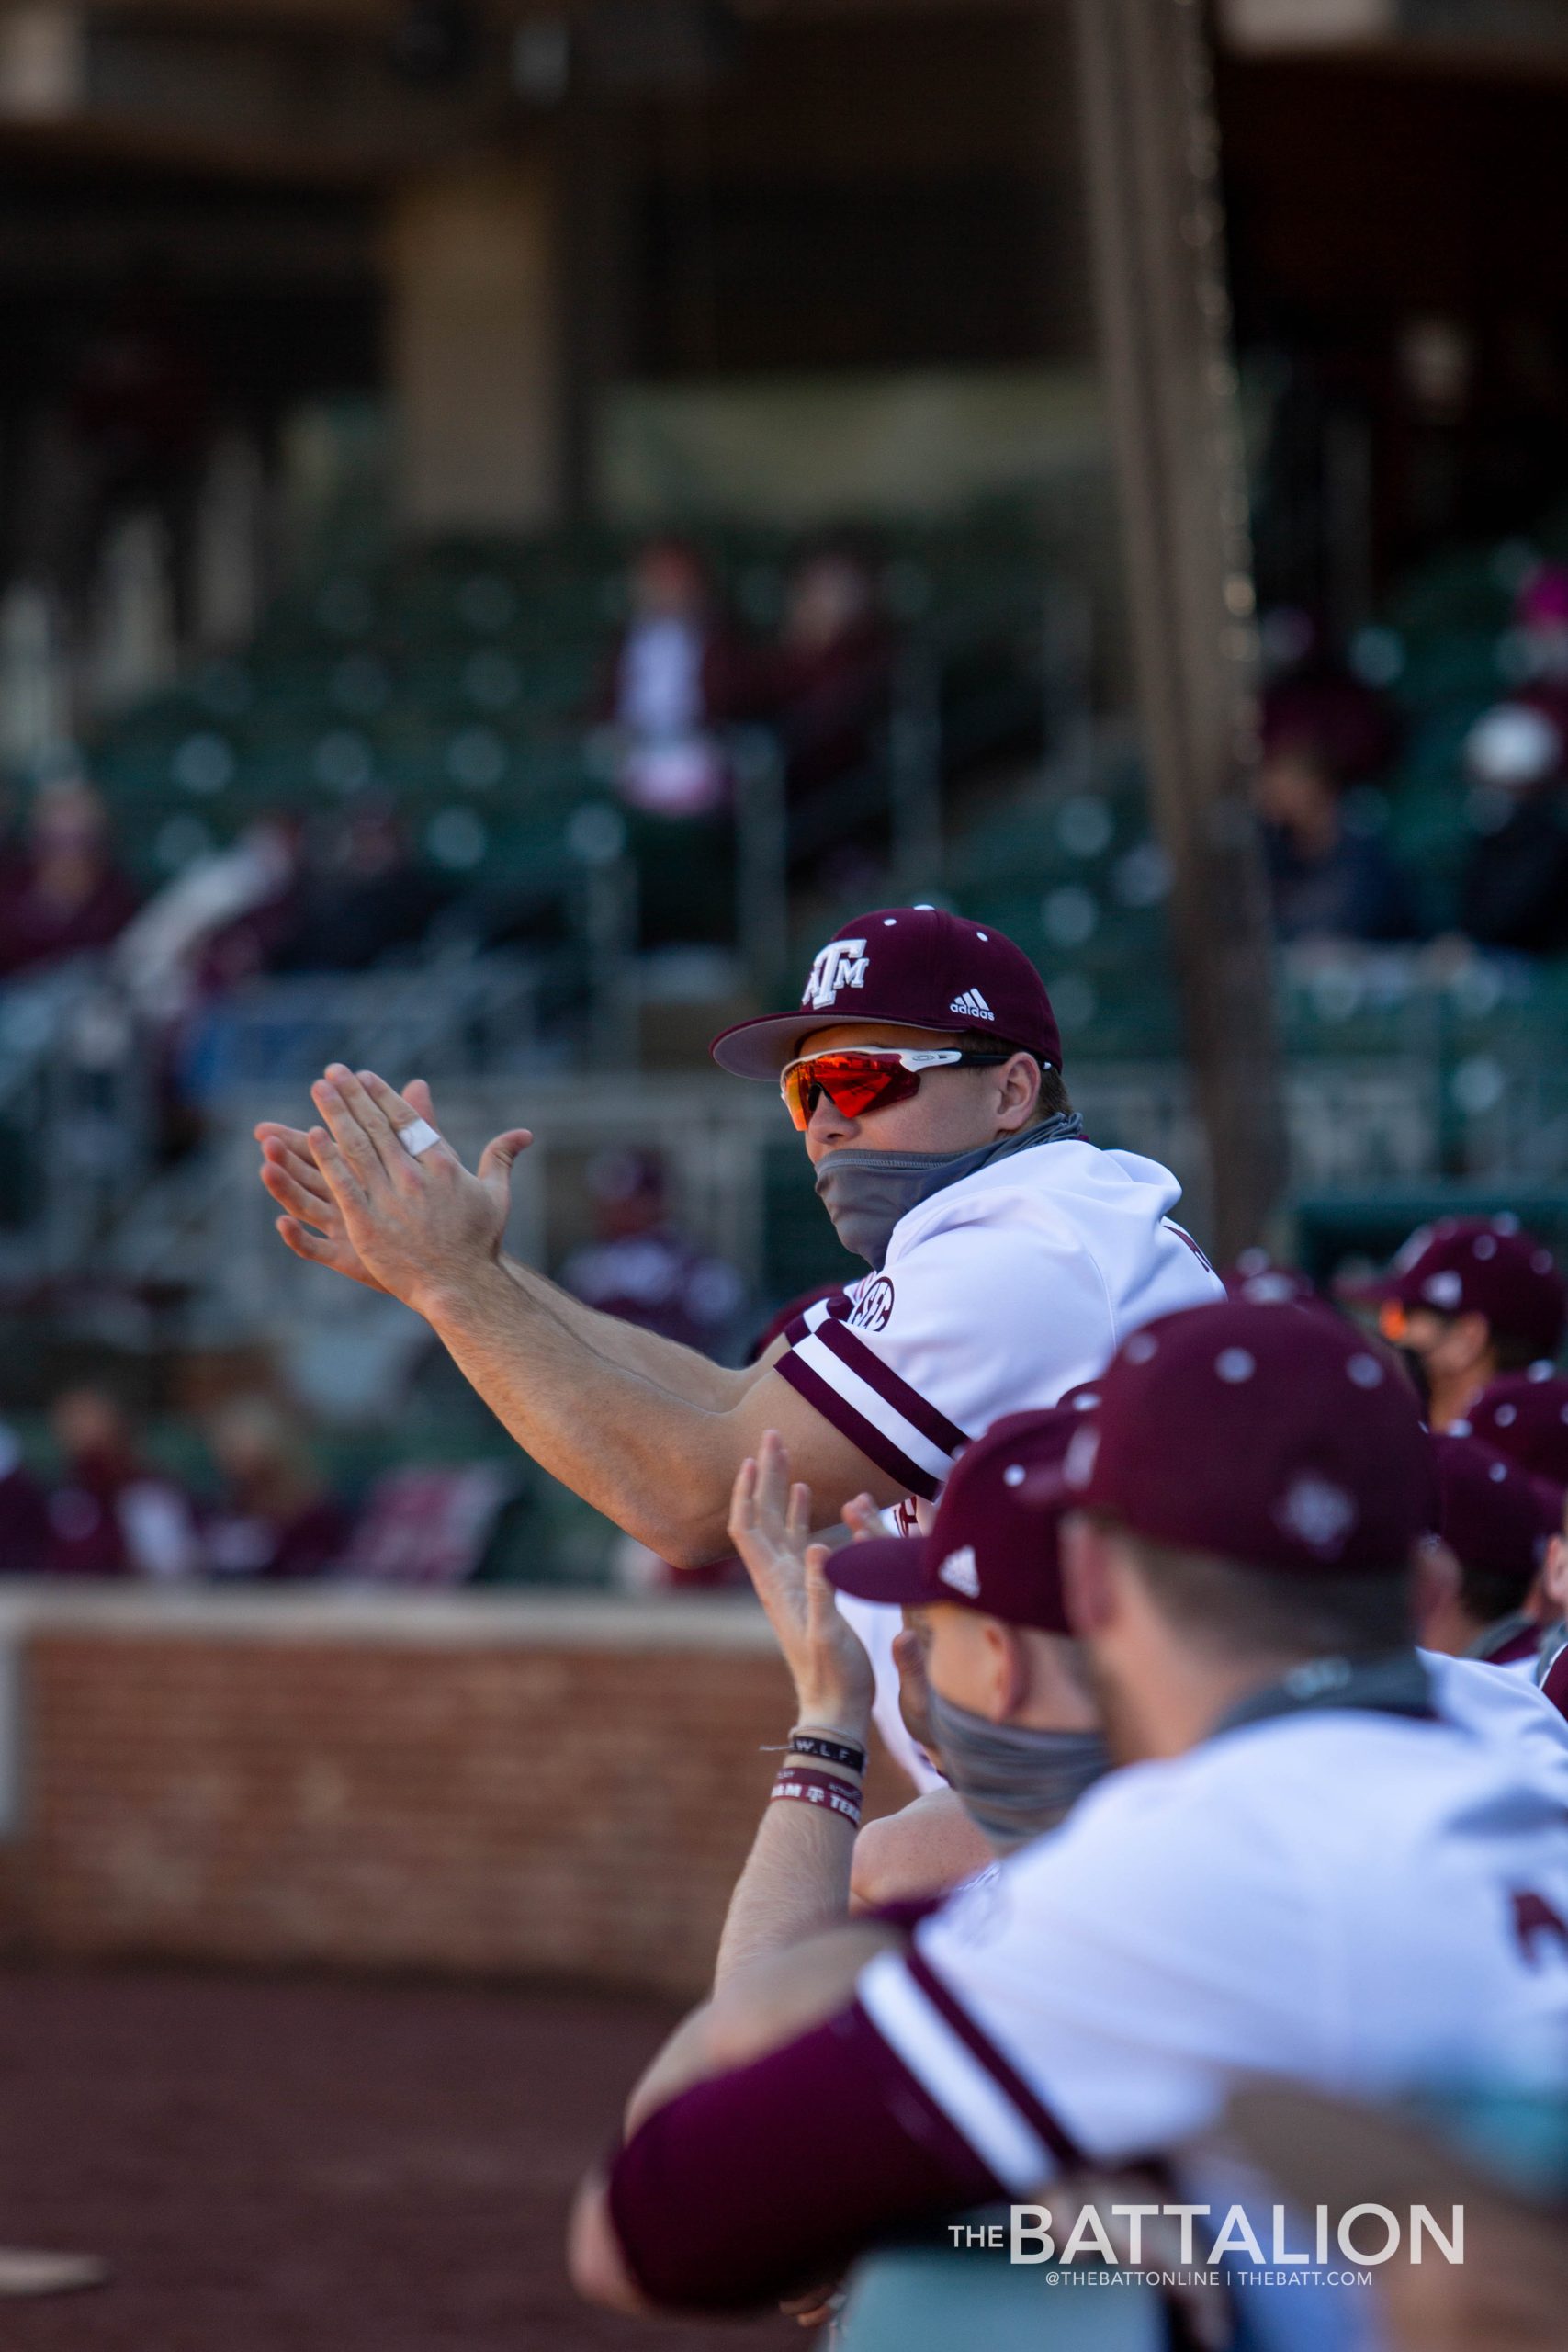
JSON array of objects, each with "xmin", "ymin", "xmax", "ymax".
[{"xmin": 788, "ymin": 1730, "xmax": 867, "ymax": 1774}]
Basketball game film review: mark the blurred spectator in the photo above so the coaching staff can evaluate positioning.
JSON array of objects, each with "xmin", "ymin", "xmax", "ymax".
[
  {"xmin": 0, "ymin": 775, "xmax": 140, "ymax": 979},
  {"xmin": 1341, "ymin": 1216, "xmax": 1567, "ymax": 1431},
  {"xmin": 270, "ymin": 805, "xmax": 446, "ymax": 973},
  {"xmin": 563, "ymin": 1148, "xmax": 747, "ymax": 1594},
  {"xmin": 202, "ymin": 1396, "xmax": 349, "ymax": 1581},
  {"xmin": 757, "ymin": 543, "xmax": 893, "ymax": 802},
  {"xmin": 1459, "ymin": 703, "xmax": 1568, "ymax": 956},
  {"xmin": 67, "ymin": 275, "xmax": 213, "ymax": 630},
  {"xmin": 1506, "ymin": 561, "xmax": 1568, "ymax": 741},
  {"xmin": 1417, "ymin": 1430, "xmax": 1561, "ymax": 1663},
  {"xmin": 116, "ymin": 815, "xmax": 299, "ymax": 1023},
  {"xmin": 334, "ymin": 1463, "xmax": 514, "ymax": 1587},
  {"xmin": 0, "ymin": 1417, "xmax": 49, "ymax": 1574},
  {"xmin": 601, "ymin": 539, "xmax": 745, "ymax": 818},
  {"xmin": 1457, "ymin": 1368, "xmax": 1568, "ymax": 1487},
  {"xmin": 70, "ymin": 278, "xmax": 211, "ymax": 515},
  {"xmin": 1255, "ymin": 740, "xmax": 1416, "ymax": 942},
  {"xmin": 1259, "ymin": 606, "xmax": 1402, "ymax": 785},
  {"xmin": 44, "ymin": 1385, "xmax": 200, "ymax": 1578},
  {"xmin": 1222, "ymin": 1247, "xmax": 1321, "ymax": 1308},
  {"xmin": 560, "ymin": 1150, "xmax": 745, "ymax": 1356}
]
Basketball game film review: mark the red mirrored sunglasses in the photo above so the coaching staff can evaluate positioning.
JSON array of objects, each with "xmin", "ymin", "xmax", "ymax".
[{"xmin": 780, "ymin": 1046, "xmax": 1011, "ymax": 1131}]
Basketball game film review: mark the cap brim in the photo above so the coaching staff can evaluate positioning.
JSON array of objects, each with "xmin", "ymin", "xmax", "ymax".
[
  {"xmin": 710, "ymin": 1009, "xmax": 829, "ymax": 1080},
  {"xmin": 824, "ymin": 1534, "xmax": 931, "ymax": 1606},
  {"xmin": 709, "ymin": 1008, "xmax": 973, "ymax": 1080}
]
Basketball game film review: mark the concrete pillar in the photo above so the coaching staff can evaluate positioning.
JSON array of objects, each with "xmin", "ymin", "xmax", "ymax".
[
  {"xmin": 386, "ymin": 156, "xmax": 564, "ymax": 535},
  {"xmin": 1072, "ymin": 0, "xmax": 1286, "ymax": 1261}
]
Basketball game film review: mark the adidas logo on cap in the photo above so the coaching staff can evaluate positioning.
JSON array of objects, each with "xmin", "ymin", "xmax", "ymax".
[
  {"xmin": 949, "ymin": 989, "xmax": 994, "ymax": 1020},
  {"xmin": 937, "ymin": 1545, "xmax": 981, "ymax": 1598}
]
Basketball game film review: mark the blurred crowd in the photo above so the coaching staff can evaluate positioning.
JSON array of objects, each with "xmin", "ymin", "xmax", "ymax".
[
  {"xmin": 0, "ymin": 533, "xmax": 899, "ymax": 1090},
  {"xmin": 1257, "ymin": 561, "xmax": 1568, "ymax": 953},
  {"xmin": 0, "ymin": 1385, "xmax": 346, "ymax": 1584},
  {"xmin": 13, "ymin": 542, "xmax": 1568, "ymax": 1041},
  {"xmin": 597, "ymin": 535, "xmax": 894, "ymax": 822},
  {"xmin": 0, "ymin": 775, "xmax": 455, "ymax": 999},
  {"xmin": 0, "ymin": 1142, "xmax": 747, "ymax": 1587}
]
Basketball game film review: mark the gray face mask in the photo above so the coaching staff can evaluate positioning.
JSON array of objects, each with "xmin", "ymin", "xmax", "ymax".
[
  {"xmin": 926, "ymin": 1685, "xmax": 1111, "ymax": 1852},
  {"xmin": 814, "ymin": 1110, "xmax": 1085, "ymax": 1269}
]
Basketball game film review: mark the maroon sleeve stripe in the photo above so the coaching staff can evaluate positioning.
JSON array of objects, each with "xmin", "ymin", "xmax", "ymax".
[
  {"xmin": 904, "ymin": 1946, "xmax": 1088, "ymax": 2175},
  {"xmin": 1541, "ymin": 1644, "xmax": 1568, "ymax": 1723},
  {"xmin": 784, "ymin": 1295, "xmax": 852, "ymax": 1350},
  {"xmin": 775, "ymin": 1348, "xmax": 942, "ymax": 1501},
  {"xmin": 812, "ymin": 1319, "xmax": 970, "ymax": 1458}
]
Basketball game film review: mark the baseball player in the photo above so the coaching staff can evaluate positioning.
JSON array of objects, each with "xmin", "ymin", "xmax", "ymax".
[
  {"xmin": 1455, "ymin": 1366, "xmax": 1568, "ymax": 1487},
  {"xmin": 711, "ymin": 1410, "xmax": 1102, "ymax": 1996},
  {"xmin": 569, "ymin": 1301, "xmax": 1568, "ymax": 2328},
  {"xmin": 1533, "ymin": 1490, "xmax": 1568, "ymax": 1721},
  {"xmin": 1418, "ymin": 1431, "xmax": 1562, "ymax": 1669},
  {"xmin": 255, "ymin": 906, "xmax": 1220, "ymax": 1781},
  {"xmin": 716, "ymin": 1408, "xmax": 1109, "ymax": 1987},
  {"xmin": 1344, "ymin": 1216, "xmax": 1566, "ymax": 1430}
]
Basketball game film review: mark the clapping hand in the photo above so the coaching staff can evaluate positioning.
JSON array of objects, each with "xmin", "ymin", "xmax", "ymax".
[
  {"xmin": 255, "ymin": 1081, "xmax": 451, "ymax": 1291},
  {"xmin": 728, "ymin": 1431, "xmax": 874, "ymax": 1746},
  {"xmin": 255, "ymin": 1070, "xmax": 532, "ymax": 1316}
]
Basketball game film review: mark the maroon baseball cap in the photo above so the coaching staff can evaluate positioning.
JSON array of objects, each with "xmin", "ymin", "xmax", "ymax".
[
  {"xmin": 1453, "ymin": 1369, "xmax": 1568, "ymax": 1489},
  {"xmin": 1339, "ymin": 1217, "xmax": 1566, "ymax": 1362},
  {"xmin": 826, "ymin": 1407, "xmax": 1077, "ymax": 1634},
  {"xmin": 1429, "ymin": 1431, "xmax": 1561, "ymax": 1585},
  {"xmin": 710, "ymin": 907, "xmax": 1062, "ymax": 1080},
  {"xmin": 1222, "ymin": 1250, "xmax": 1320, "ymax": 1309},
  {"xmin": 1065, "ymin": 1299, "xmax": 1435, "ymax": 1574}
]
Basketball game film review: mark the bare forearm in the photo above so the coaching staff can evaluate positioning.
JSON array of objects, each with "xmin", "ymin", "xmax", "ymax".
[
  {"xmin": 714, "ymin": 1802, "xmax": 858, "ymax": 1988},
  {"xmin": 424, "ymin": 1261, "xmax": 738, "ymax": 1561},
  {"xmin": 498, "ymin": 1254, "xmax": 754, "ymax": 1410},
  {"xmin": 626, "ymin": 1921, "xmax": 899, "ymax": 2137}
]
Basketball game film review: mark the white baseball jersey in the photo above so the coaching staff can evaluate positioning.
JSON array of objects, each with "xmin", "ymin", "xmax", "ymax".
[
  {"xmin": 856, "ymin": 1707, "xmax": 1568, "ymax": 2197},
  {"xmin": 1426, "ymin": 1648, "xmax": 1568, "ymax": 1802},
  {"xmin": 776, "ymin": 1138, "xmax": 1223, "ymax": 1784}
]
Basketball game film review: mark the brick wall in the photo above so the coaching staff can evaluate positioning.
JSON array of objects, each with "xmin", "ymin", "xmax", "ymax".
[{"xmin": 0, "ymin": 1588, "xmax": 908, "ymax": 1997}]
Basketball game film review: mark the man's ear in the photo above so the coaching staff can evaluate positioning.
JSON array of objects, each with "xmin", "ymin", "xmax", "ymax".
[
  {"xmin": 1544, "ymin": 1532, "xmax": 1568, "ymax": 1616},
  {"xmin": 1061, "ymin": 1512, "xmax": 1116, "ymax": 1638},
  {"xmin": 1450, "ymin": 1310, "xmax": 1495, "ymax": 1376},
  {"xmin": 994, "ymin": 1051, "xmax": 1043, "ymax": 1132},
  {"xmin": 981, "ymin": 1618, "xmax": 1031, "ymax": 1722},
  {"xmin": 1411, "ymin": 1535, "xmax": 1461, "ymax": 1641}
]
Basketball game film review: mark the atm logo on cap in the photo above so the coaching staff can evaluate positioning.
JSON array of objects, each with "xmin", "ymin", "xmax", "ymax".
[{"xmin": 803, "ymin": 939, "xmax": 869, "ymax": 1011}]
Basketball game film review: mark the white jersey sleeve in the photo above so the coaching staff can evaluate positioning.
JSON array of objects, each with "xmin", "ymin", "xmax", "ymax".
[
  {"xmin": 775, "ymin": 1220, "xmax": 1115, "ymax": 1501},
  {"xmin": 1422, "ymin": 1649, "xmax": 1568, "ymax": 1805},
  {"xmin": 855, "ymin": 1762, "xmax": 1314, "ymax": 2186}
]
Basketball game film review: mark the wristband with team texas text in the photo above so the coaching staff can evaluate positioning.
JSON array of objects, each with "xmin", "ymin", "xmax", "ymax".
[{"xmin": 769, "ymin": 1766, "xmax": 863, "ymax": 1826}]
